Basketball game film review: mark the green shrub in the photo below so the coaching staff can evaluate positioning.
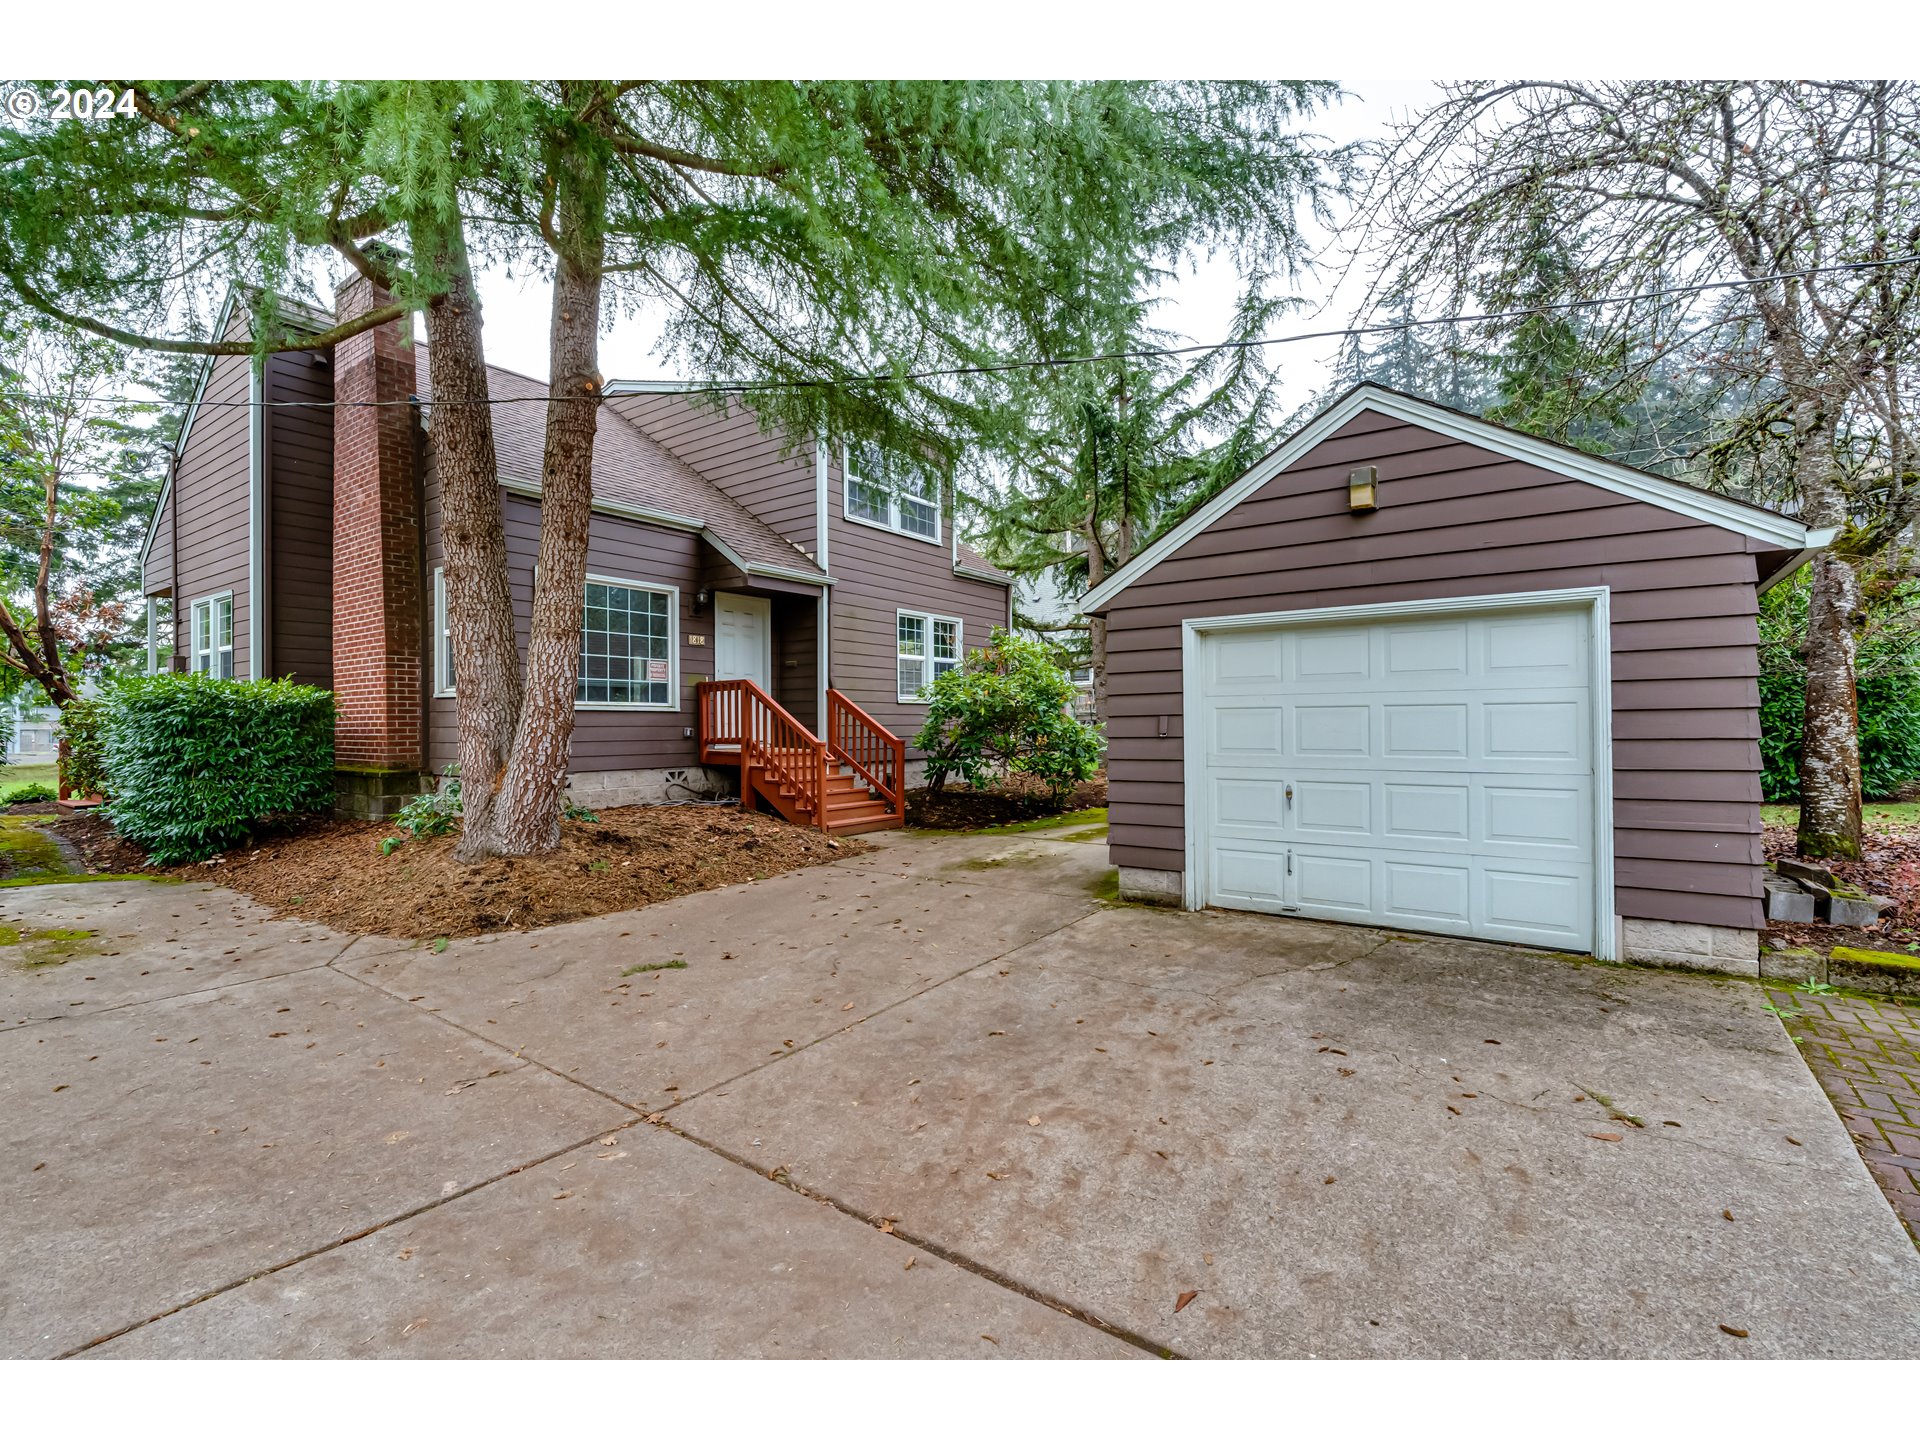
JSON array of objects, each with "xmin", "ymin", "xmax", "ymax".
[
  {"xmin": 58, "ymin": 697, "xmax": 111, "ymax": 799},
  {"xmin": 914, "ymin": 628, "xmax": 1104, "ymax": 804},
  {"xmin": 393, "ymin": 766, "xmax": 463, "ymax": 841},
  {"xmin": 2, "ymin": 781, "xmax": 57, "ymax": 804},
  {"xmin": 103, "ymin": 674, "xmax": 336, "ymax": 864}
]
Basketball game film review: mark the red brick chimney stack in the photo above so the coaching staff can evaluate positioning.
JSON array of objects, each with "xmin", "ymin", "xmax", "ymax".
[{"xmin": 330, "ymin": 273, "xmax": 423, "ymax": 773}]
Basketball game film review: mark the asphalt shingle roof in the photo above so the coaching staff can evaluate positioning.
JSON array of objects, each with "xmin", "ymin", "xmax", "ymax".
[{"xmin": 418, "ymin": 353, "xmax": 825, "ymax": 580}]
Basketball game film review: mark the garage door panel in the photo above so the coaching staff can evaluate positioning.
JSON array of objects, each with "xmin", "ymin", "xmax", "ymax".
[
  {"xmin": 1212, "ymin": 705, "xmax": 1282, "ymax": 756},
  {"xmin": 1292, "ymin": 779, "xmax": 1371, "ymax": 837},
  {"xmin": 1383, "ymin": 782, "xmax": 1471, "ymax": 841},
  {"xmin": 1294, "ymin": 704, "xmax": 1370, "ymax": 756},
  {"xmin": 1384, "ymin": 621, "xmax": 1469, "ymax": 678},
  {"xmin": 1383, "ymin": 703, "xmax": 1470, "ymax": 758},
  {"xmin": 1198, "ymin": 603, "xmax": 1597, "ymax": 953},
  {"xmin": 1484, "ymin": 612, "xmax": 1587, "ymax": 681},
  {"xmin": 1481, "ymin": 783, "xmax": 1587, "ymax": 852},
  {"xmin": 1213, "ymin": 778, "xmax": 1285, "ymax": 832},
  {"xmin": 1484, "ymin": 700, "xmax": 1582, "ymax": 760},
  {"xmin": 1382, "ymin": 861, "xmax": 1473, "ymax": 925},
  {"xmin": 1481, "ymin": 866, "xmax": 1591, "ymax": 943},
  {"xmin": 1294, "ymin": 851, "xmax": 1373, "ymax": 915},
  {"xmin": 1296, "ymin": 626, "xmax": 1372, "ymax": 682},
  {"xmin": 1211, "ymin": 845, "xmax": 1287, "ymax": 907}
]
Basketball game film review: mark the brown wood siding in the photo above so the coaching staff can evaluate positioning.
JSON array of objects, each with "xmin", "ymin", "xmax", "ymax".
[
  {"xmin": 164, "ymin": 324, "xmax": 255, "ymax": 675},
  {"xmin": 423, "ymin": 465, "xmax": 707, "ymax": 775},
  {"xmin": 771, "ymin": 593, "xmax": 819, "ymax": 725},
  {"xmin": 1099, "ymin": 412, "xmax": 1773, "ymax": 931},
  {"xmin": 606, "ymin": 392, "xmax": 820, "ymax": 556},
  {"xmin": 823, "ymin": 451, "xmax": 1012, "ymax": 753},
  {"xmin": 142, "ymin": 486, "xmax": 174, "ymax": 597},
  {"xmin": 265, "ymin": 351, "xmax": 335, "ymax": 687}
]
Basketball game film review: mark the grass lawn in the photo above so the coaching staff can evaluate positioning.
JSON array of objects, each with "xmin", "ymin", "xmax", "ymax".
[
  {"xmin": 0, "ymin": 762, "xmax": 58, "ymax": 793},
  {"xmin": 1761, "ymin": 802, "xmax": 1920, "ymax": 830}
]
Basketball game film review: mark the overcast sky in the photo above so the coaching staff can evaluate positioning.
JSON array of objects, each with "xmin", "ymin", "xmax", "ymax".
[{"xmin": 467, "ymin": 81, "xmax": 1440, "ymax": 417}]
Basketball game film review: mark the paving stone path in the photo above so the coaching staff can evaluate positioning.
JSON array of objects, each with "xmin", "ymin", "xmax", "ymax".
[{"xmin": 1771, "ymin": 985, "xmax": 1920, "ymax": 1246}]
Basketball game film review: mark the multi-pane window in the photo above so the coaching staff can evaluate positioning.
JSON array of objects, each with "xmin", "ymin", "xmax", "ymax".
[
  {"xmin": 897, "ymin": 610, "xmax": 961, "ymax": 701},
  {"xmin": 577, "ymin": 579, "xmax": 675, "ymax": 707},
  {"xmin": 846, "ymin": 444, "xmax": 940, "ymax": 541},
  {"xmin": 432, "ymin": 568, "xmax": 455, "ymax": 695},
  {"xmin": 190, "ymin": 594, "xmax": 234, "ymax": 678}
]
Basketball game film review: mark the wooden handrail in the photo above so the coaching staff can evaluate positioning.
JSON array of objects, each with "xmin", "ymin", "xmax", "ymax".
[
  {"xmin": 826, "ymin": 688, "xmax": 907, "ymax": 823},
  {"xmin": 699, "ymin": 678, "xmax": 830, "ymax": 829}
]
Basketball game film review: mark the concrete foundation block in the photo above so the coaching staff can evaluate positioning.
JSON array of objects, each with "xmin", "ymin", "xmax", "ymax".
[
  {"xmin": 1117, "ymin": 866, "xmax": 1182, "ymax": 907},
  {"xmin": 1758, "ymin": 946, "xmax": 1826, "ymax": 985},
  {"xmin": 1764, "ymin": 878, "xmax": 1817, "ymax": 924},
  {"xmin": 1827, "ymin": 946, "xmax": 1920, "ymax": 997},
  {"xmin": 563, "ymin": 766, "xmax": 737, "ymax": 810},
  {"xmin": 1823, "ymin": 894, "xmax": 1894, "ymax": 928},
  {"xmin": 1621, "ymin": 918, "xmax": 1761, "ymax": 978},
  {"xmin": 334, "ymin": 768, "xmax": 427, "ymax": 821}
]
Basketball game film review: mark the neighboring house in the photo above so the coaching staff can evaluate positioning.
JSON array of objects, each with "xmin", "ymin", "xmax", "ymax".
[
  {"xmin": 139, "ymin": 281, "xmax": 1011, "ymax": 831},
  {"xmin": 5, "ymin": 690, "xmax": 60, "ymax": 764},
  {"xmin": 1080, "ymin": 383, "xmax": 1833, "ymax": 977},
  {"xmin": 1013, "ymin": 561, "xmax": 1097, "ymax": 724}
]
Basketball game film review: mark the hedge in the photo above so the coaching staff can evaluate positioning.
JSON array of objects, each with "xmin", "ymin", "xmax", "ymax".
[
  {"xmin": 103, "ymin": 674, "xmax": 337, "ymax": 864},
  {"xmin": 57, "ymin": 696, "xmax": 111, "ymax": 799},
  {"xmin": 1760, "ymin": 666, "xmax": 1920, "ymax": 803}
]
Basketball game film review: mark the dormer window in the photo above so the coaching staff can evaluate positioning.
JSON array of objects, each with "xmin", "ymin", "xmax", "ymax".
[{"xmin": 845, "ymin": 444, "xmax": 941, "ymax": 543}]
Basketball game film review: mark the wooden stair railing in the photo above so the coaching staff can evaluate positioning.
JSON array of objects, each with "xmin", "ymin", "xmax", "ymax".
[
  {"xmin": 827, "ymin": 688, "xmax": 907, "ymax": 827},
  {"xmin": 697, "ymin": 679, "xmax": 905, "ymax": 834}
]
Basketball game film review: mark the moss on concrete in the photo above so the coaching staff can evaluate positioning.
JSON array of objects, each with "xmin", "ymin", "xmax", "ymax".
[
  {"xmin": 918, "ymin": 807, "xmax": 1108, "ymax": 838},
  {"xmin": 0, "ymin": 816, "xmax": 70, "ymax": 879},
  {"xmin": 0, "ymin": 871, "xmax": 181, "ymax": 889},
  {"xmin": 12, "ymin": 926, "xmax": 101, "ymax": 969},
  {"xmin": 1830, "ymin": 945, "xmax": 1920, "ymax": 974},
  {"xmin": 0, "ymin": 925, "xmax": 19, "ymax": 946}
]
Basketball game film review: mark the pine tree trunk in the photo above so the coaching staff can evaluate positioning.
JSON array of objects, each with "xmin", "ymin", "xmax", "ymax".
[
  {"xmin": 465, "ymin": 109, "xmax": 607, "ymax": 856},
  {"xmin": 1798, "ymin": 548, "xmax": 1864, "ymax": 858},
  {"xmin": 1791, "ymin": 396, "xmax": 1864, "ymax": 859},
  {"xmin": 409, "ymin": 213, "xmax": 523, "ymax": 861}
]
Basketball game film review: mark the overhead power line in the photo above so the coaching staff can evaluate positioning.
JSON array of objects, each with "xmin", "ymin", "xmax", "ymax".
[{"xmin": 5, "ymin": 252, "xmax": 1918, "ymax": 411}]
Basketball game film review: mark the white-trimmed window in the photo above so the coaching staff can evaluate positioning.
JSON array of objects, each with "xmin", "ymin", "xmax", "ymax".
[
  {"xmin": 897, "ymin": 610, "xmax": 961, "ymax": 701},
  {"xmin": 189, "ymin": 593, "xmax": 234, "ymax": 678},
  {"xmin": 577, "ymin": 577, "xmax": 677, "ymax": 709},
  {"xmin": 846, "ymin": 444, "xmax": 940, "ymax": 543},
  {"xmin": 432, "ymin": 568, "xmax": 456, "ymax": 696}
]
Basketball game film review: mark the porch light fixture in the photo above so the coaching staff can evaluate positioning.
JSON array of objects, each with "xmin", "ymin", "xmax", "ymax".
[
  {"xmin": 1348, "ymin": 465, "xmax": 1378, "ymax": 512},
  {"xmin": 694, "ymin": 587, "xmax": 712, "ymax": 613}
]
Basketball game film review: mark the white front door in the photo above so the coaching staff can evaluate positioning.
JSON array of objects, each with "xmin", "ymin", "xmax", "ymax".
[
  {"xmin": 714, "ymin": 593, "xmax": 772, "ymax": 691},
  {"xmin": 1194, "ymin": 602, "xmax": 1597, "ymax": 952}
]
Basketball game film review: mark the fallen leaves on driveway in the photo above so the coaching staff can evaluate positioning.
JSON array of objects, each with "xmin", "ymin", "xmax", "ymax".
[
  {"xmin": 1719, "ymin": 1324, "xmax": 1749, "ymax": 1338},
  {"xmin": 1174, "ymin": 1290, "xmax": 1200, "ymax": 1313},
  {"xmin": 1589, "ymin": 1132, "xmax": 1624, "ymax": 1142}
]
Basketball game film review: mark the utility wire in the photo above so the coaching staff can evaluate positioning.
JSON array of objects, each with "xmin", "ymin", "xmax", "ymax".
[{"xmin": 5, "ymin": 252, "xmax": 1918, "ymax": 411}]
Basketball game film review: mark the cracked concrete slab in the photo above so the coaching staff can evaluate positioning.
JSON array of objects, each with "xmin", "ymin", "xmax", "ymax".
[
  {"xmin": 670, "ymin": 905, "xmax": 1920, "ymax": 1358},
  {"xmin": 1, "ymin": 880, "xmax": 354, "ymax": 1031},
  {"xmin": 338, "ymin": 860, "xmax": 1100, "ymax": 1113},
  {"xmin": 0, "ymin": 965, "xmax": 626, "ymax": 1357},
  {"xmin": 91, "ymin": 1120, "xmax": 1143, "ymax": 1360}
]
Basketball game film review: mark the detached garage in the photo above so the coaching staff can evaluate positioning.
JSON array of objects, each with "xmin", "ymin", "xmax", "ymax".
[{"xmin": 1080, "ymin": 384, "xmax": 1834, "ymax": 975}]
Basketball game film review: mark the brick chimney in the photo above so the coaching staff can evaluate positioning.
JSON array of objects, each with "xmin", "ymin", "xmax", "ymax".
[{"xmin": 330, "ymin": 272, "xmax": 423, "ymax": 776}]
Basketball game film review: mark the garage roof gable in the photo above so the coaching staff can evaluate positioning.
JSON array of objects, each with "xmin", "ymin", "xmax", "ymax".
[{"xmin": 1079, "ymin": 384, "xmax": 1835, "ymax": 614}]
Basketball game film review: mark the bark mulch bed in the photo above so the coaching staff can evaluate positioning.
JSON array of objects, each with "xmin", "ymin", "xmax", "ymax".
[
  {"xmin": 905, "ymin": 773, "xmax": 1107, "ymax": 831},
  {"xmin": 53, "ymin": 803, "xmax": 864, "ymax": 940},
  {"xmin": 1763, "ymin": 818, "xmax": 1920, "ymax": 958}
]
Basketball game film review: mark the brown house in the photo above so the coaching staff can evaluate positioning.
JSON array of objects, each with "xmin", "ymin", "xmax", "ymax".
[
  {"xmin": 1081, "ymin": 384, "xmax": 1833, "ymax": 976},
  {"xmin": 139, "ymin": 282, "xmax": 1011, "ymax": 833}
]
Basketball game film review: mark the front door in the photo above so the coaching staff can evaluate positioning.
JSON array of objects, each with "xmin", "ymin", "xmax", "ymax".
[{"xmin": 714, "ymin": 592, "xmax": 772, "ymax": 692}]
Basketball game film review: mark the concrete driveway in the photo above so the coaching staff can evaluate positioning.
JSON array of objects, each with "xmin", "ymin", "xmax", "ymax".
[{"xmin": 4, "ymin": 822, "xmax": 1917, "ymax": 1359}]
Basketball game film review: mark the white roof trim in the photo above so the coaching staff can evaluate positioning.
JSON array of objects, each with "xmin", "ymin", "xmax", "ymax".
[{"xmin": 1079, "ymin": 385, "xmax": 1828, "ymax": 614}]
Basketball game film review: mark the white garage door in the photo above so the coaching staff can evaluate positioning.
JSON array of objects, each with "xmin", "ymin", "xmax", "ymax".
[{"xmin": 1195, "ymin": 604, "xmax": 1596, "ymax": 951}]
